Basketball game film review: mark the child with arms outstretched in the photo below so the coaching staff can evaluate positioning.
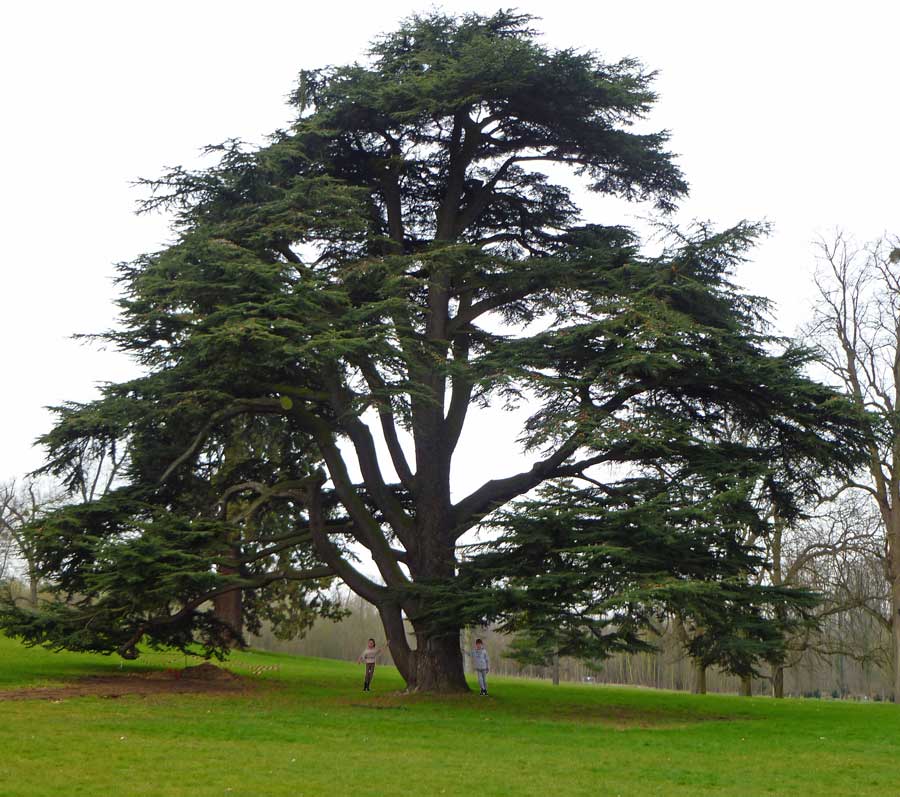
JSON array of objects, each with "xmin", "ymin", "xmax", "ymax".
[{"xmin": 357, "ymin": 638, "xmax": 389, "ymax": 692}]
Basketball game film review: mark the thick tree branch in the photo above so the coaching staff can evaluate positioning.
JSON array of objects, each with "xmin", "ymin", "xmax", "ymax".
[
  {"xmin": 448, "ymin": 285, "xmax": 534, "ymax": 332},
  {"xmin": 302, "ymin": 478, "xmax": 388, "ymax": 606},
  {"xmin": 453, "ymin": 155, "xmax": 518, "ymax": 236},
  {"xmin": 321, "ymin": 372, "xmax": 414, "ymax": 542},
  {"xmin": 451, "ymin": 433, "xmax": 583, "ymax": 536},
  {"xmin": 115, "ymin": 565, "xmax": 334, "ymax": 658},
  {"xmin": 291, "ymin": 406, "xmax": 410, "ymax": 586},
  {"xmin": 355, "ymin": 358, "xmax": 416, "ymax": 490},
  {"xmin": 380, "ymin": 138, "xmax": 406, "ymax": 249},
  {"xmin": 436, "ymin": 111, "xmax": 479, "ymax": 241},
  {"xmin": 444, "ymin": 293, "xmax": 473, "ymax": 454},
  {"xmin": 158, "ymin": 398, "xmax": 283, "ymax": 484}
]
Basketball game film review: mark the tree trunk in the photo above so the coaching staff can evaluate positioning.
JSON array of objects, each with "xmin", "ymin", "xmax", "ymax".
[
  {"xmin": 770, "ymin": 512, "xmax": 786, "ymax": 700},
  {"xmin": 213, "ymin": 561, "xmax": 243, "ymax": 646},
  {"xmin": 740, "ymin": 675, "xmax": 753, "ymax": 697},
  {"xmin": 892, "ymin": 575, "xmax": 900, "ymax": 703},
  {"xmin": 694, "ymin": 661, "xmax": 707, "ymax": 695},
  {"xmin": 213, "ymin": 588, "xmax": 243, "ymax": 644},
  {"xmin": 408, "ymin": 625, "xmax": 468, "ymax": 692},
  {"xmin": 398, "ymin": 497, "xmax": 469, "ymax": 692},
  {"xmin": 378, "ymin": 602, "xmax": 414, "ymax": 682},
  {"xmin": 376, "ymin": 602, "xmax": 468, "ymax": 693},
  {"xmin": 552, "ymin": 652, "xmax": 560, "ymax": 686},
  {"xmin": 27, "ymin": 563, "xmax": 38, "ymax": 608},
  {"xmin": 773, "ymin": 666, "xmax": 784, "ymax": 699}
]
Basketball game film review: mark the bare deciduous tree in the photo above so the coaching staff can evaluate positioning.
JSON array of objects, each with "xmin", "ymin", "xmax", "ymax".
[
  {"xmin": 779, "ymin": 491, "xmax": 889, "ymax": 695},
  {"xmin": 1, "ymin": 446, "xmax": 125, "ymax": 607},
  {"xmin": 0, "ymin": 481, "xmax": 59, "ymax": 606},
  {"xmin": 0, "ymin": 513, "xmax": 14, "ymax": 584},
  {"xmin": 806, "ymin": 231, "xmax": 900, "ymax": 698}
]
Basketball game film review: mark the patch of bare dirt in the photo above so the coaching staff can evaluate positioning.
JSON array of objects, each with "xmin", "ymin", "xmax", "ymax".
[{"xmin": 0, "ymin": 664, "xmax": 249, "ymax": 701}]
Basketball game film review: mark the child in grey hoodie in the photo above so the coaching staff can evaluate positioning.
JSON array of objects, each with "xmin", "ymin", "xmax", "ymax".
[{"xmin": 466, "ymin": 638, "xmax": 490, "ymax": 695}]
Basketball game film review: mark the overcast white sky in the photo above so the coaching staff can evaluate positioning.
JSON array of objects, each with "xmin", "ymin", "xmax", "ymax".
[{"xmin": 2, "ymin": 0, "xmax": 898, "ymax": 487}]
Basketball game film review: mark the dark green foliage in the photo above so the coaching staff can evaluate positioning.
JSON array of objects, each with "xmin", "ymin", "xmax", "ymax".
[
  {"xmin": 0, "ymin": 478, "xmax": 344, "ymax": 659},
  {"xmin": 450, "ymin": 482, "xmax": 818, "ymax": 678},
  {"xmin": 1, "ymin": 11, "xmax": 868, "ymax": 685}
]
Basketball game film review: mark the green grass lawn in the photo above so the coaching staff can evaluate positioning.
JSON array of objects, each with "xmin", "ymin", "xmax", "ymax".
[{"xmin": 1, "ymin": 634, "xmax": 898, "ymax": 796}]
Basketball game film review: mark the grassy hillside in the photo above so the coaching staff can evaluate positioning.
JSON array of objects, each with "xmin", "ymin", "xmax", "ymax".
[{"xmin": 1, "ymin": 634, "xmax": 898, "ymax": 796}]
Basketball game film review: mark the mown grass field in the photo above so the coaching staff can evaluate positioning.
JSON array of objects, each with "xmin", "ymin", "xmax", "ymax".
[{"xmin": 1, "ymin": 634, "xmax": 898, "ymax": 796}]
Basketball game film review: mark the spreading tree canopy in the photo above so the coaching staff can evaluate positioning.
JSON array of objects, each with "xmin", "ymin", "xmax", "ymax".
[{"xmin": 1, "ymin": 11, "xmax": 868, "ymax": 691}]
